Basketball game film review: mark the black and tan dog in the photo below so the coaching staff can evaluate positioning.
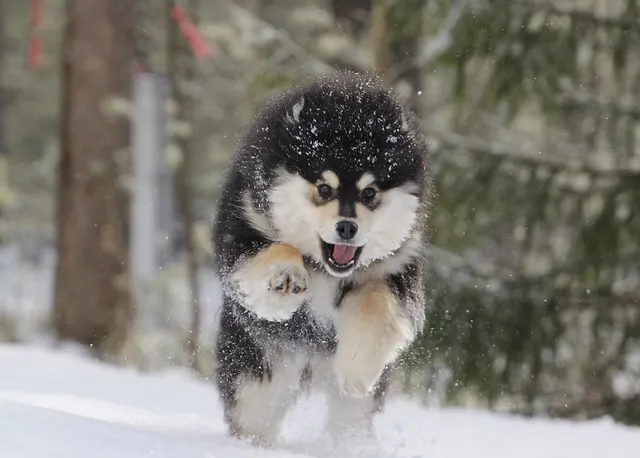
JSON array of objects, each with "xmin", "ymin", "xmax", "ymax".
[{"xmin": 212, "ymin": 71, "xmax": 431, "ymax": 446}]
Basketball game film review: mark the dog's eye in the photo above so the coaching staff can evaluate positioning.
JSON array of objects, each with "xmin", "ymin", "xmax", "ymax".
[
  {"xmin": 361, "ymin": 187, "xmax": 377, "ymax": 202},
  {"xmin": 317, "ymin": 184, "xmax": 333, "ymax": 199}
]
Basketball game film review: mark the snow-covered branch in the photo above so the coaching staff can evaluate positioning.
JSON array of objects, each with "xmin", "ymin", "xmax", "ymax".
[
  {"xmin": 430, "ymin": 129, "xmax": 640, "ymax": 176},
  {"xmin": 390, "ymin": 0, "xmax": 467, "ymax": 79}
]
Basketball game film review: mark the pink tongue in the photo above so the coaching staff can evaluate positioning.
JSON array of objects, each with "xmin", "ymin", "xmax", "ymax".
[{"xmin": 332, "ymin": 244, "xmax": 357, "ymax": 265}]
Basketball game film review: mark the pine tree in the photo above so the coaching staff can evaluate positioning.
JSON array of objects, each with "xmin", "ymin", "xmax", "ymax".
[{"xmin": 403, "ymin": 0, "xmax": 640, "ymax": 424}]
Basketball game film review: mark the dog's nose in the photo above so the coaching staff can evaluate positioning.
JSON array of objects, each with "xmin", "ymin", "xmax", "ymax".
[{"xmin": 336, "ymin": 220, "xmax": 358, "ymax": 241}]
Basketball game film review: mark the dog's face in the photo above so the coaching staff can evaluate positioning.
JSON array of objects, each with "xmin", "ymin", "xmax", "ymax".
[
  {"xmin": 258, "ymin": 74, "xmax": 428, "ymax": 278},
  {"xmin": 269, "ymin": 167, "xmax": 422, "ymax": 277}
]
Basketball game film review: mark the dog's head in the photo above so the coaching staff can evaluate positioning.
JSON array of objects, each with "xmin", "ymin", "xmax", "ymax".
[{"xmin": 250, "ymin": 73, "xmax": 430, "ymax": 277}]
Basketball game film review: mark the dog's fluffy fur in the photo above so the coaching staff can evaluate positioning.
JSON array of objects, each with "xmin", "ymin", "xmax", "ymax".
[{"xmin": 212, "ymin": 71, "xmax": 431, "ymax": 446}]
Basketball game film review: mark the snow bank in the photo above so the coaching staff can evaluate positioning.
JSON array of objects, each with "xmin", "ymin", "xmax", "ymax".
[{"xmin": 0, "ymin": 344, "xmax": 638, "ymax": 458}]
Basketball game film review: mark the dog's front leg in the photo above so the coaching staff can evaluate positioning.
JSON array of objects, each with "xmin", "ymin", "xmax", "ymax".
[
  {"xmin": 231, "ymin": 243, "xmax": 310, "ymax": 321},
  {"xmin": 334, "ymin": 282, "xmax": 414, "ymax": 397}
]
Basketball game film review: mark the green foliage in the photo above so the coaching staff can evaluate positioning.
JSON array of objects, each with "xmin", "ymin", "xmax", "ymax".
[
  {"xmin": 249, "ymin": 69, "xmax": 305, "ymax": 111},
  {"xmin": 388, "ymin": 0, "xmax": 427, "ymax": 44},
  {"xmin": 403, "ymin": 0, "xmax": 640, "ymax": 423},
  {"xmin": 442, "ymin": 2, "xmax": 578, "ymax": 117},
  {"xmin": 437, "ymin": 0, "xmax": 640, "ymax": 119}
]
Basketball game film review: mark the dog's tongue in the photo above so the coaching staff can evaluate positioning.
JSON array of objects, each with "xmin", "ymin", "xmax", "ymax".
[{"xmin": 332, "ymin": 244, "xmax": 357, "ymax": 265}]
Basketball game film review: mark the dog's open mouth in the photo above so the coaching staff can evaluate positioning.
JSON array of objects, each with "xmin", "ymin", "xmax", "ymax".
[{"xmin": 320, "ymin": 240, "xmax": 363, "ymax": 273}]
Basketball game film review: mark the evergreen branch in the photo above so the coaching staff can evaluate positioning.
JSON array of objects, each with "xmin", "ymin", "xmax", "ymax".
[
  {"xmin": 555, "ymin": 93, "xmax": 640, "ymax": 119},
  {"xmin": 429, "ymin": 244, "xmax": 640, "ymax": 312},
  {"xmin": 427, "ymin": 245, "xmax": 520, "ymax": 285},
  {"xmin": 515, "ymin": 1, "xmax": 640, "ymax": 30},
  {"xmin": 430, "ymin": 130, "xmax": 640, "ymax": 176},
  {"xmin": 224, "ymin": 1, "xmax": 335, "ymax": 75},
  {"xmin": 390, "ymin": 0, "xmax": 467, "ymax": 79}
]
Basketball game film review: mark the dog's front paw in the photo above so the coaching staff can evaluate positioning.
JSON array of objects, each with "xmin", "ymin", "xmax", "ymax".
[
  {"xmin": 231, "ymin": 244, "xmax": 311, "ymax": 321},
  {"xmin": 259, "ymin": 262, "xmax": 310, "ymax": 321},
  {"xmin": 334, "ymin": 345, "xmax": 386, "ymax": 398},
  {"xmin": 268, "ymin": 263, "xmax": 309, "ymax": 295},
  {"xmin": 234, "ymin": 261, "xmax": 310, "ymax": 322}
]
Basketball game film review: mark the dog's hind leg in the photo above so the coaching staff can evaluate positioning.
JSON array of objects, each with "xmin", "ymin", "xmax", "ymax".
[
  {"xmin": 216, "ymin": 315, "xmax": 307, "ymax": 447},
  {"xmin": 230, "ymin": 361, "xmax": 304, "ymax": 446},
  {"xmin": 309, "ymin": 357, "xmax": 387, "ymax": 443},
  {"xmin": 325, "ymin": 387, "xmax": 377, "ymax": 441}
]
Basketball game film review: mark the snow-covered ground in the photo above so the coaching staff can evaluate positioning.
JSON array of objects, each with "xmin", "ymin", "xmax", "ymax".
[{"xmin": 1, "ymin": 344, "xmax": 639, "ymax": 458}]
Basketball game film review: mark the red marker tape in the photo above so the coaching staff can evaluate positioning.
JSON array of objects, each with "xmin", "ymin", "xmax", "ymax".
[
  {"xmin": 28, "ymin": 0, "xmax": 44, "ymax": 71},
  {"xmin": 171, "ymin": 6, "xmax": 213, "ymax": 60}
]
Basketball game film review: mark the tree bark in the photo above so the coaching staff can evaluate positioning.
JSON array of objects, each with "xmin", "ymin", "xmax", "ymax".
[
  {"xmin": 167, "ymin": 0, "xmax": 202, "ymax": 373},
  {"xmin": 332, "ymin": 0, "xmax": 423, "ymax": 113},
  {"xmin": 0, "ymin": 0, "xmax": 8, "ymax": 224},
  {"xmin": 370, "ymin": 0, "xmax": 392, "ymax": 82},
  {"xmin": 0, "ymin": 0, "xmax": 5, "ymax": 158},
  {"xmin": 330, "ymin": 0, "xmax": 371, "ymax": 37},
  {"xmin": 54, "ymin": 0, "xmax": 135, "ymax": 357}
]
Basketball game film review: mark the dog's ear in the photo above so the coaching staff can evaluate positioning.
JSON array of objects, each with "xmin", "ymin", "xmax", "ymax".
[{"xmin": 285, "ymin": 95, "xmax": 306, "ymax": 125}]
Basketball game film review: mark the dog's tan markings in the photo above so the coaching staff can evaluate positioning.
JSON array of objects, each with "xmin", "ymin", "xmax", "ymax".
[
  {"xmin": 249, "ymin": 243, "xmax": 303, "ymax": 268},
  {"xmin": 356, "ymin": 172, "xmax": 382, "ymax": 208},
  {"xmin": 350, "ymin": 283, "xmax": 399, "ymax": 322},
  {"xmin": 313, "ymin": 199, "xmax": 340, "ymax": 221},
  {"xmin": 321, "ymin": 170, "xmax": 340, "ymax": 189},
  {"xmin": 310, "ymin": 171, "xmax": 340, "ymax": 205},
  {"xmin": 334, "ymin": 282, "xmax": 413, "ymax": 397}
]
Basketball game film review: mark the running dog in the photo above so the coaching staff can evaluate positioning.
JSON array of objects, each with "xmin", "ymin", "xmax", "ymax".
[{"xmin": 212, "ymin": 71, "xmax": 431, "ymax": 446}]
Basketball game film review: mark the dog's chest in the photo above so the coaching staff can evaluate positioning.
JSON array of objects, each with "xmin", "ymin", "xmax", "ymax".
[{"xmin": 307, "ymin": 271, "xmax": 342, "ymax": 328}]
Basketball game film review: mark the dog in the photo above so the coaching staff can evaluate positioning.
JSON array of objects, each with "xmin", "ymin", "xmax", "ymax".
[{"xmin": 212, "ymin": 71, "xmax": 431, "ymax": 447}]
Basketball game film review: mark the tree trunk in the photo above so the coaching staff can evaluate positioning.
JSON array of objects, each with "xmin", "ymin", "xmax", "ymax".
[
  {"xmin": 330, "ymin": 0, "xmax": 371, "ymax": 37},
  {"xmin": 370, "ymin": 0, "xmax": 392, "ymax": 81},
  {"xmin": 0, "ymin": 0, "xmax": 8, "ymax": 225},
  {"xmin": 332, "ymin": 0, "xmax": 423, "ymax": 113},
  {"xmin": 54, "ymin": 0, "xmax": 135, "ymax": 358},
  {"xmin": 167, "ymin": 0, "xmax": 202, "ymax": 373},
  {"xmin": 391, "ymin": 29, "xmax": 423, "ymax": 114},
  {"xmin": 0, "ymin": 0, "xmax": 5, "ymax": 159}
]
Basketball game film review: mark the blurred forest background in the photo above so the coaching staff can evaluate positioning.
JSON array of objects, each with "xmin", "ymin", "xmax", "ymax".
[{"xmin": 0, "ymin": 0, "xmax": 639, "ymax": 427}]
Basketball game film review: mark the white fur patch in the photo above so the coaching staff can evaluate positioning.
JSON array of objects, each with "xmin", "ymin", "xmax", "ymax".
[
  {"xmin": 308, "ymin": 357, "xmax": 377, "ymax": 441},
  {"xmin": 354, "ymin": 231, "xmax": 424, "ymax": 281},
  {"xmin": 285, "ymin": 96, "xmax": 305, "ymax": 124},
  {"xmin": 242, "ymin": 191, "xmax": 278, "ymax": 240},
  {"xmin": 269, "ymin": 170, "xmax": 324, "ymax": 260},
  {"xmin": 325, "ymin": 387, "xmax": 376, "ymax": 440},
  {"xmin": 334, "ymin": 284, "xmax": 413, "ymax": 398},
  {"xmin": 321, "ymin": 170, "xmax": 340, "ymax": 189},
  {"xmin": 356, "ymin": 172, "xmax": 376, "ymax": 190},
  {"xmin": 232, "ymin": 353, "xmax": 308, "ymax": 445},
  {"xmin": 308, "ymin": 271, "xmax": 340, "ymax": 328},
  {"xmin": 357, "ymin": 182, "xmax": 421, "ymax": 267}
]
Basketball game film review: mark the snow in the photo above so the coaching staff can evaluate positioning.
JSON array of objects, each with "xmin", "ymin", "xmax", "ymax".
[{"xmin": 1, "ymin": 344, "xmax": 639, "ymax": 458}]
